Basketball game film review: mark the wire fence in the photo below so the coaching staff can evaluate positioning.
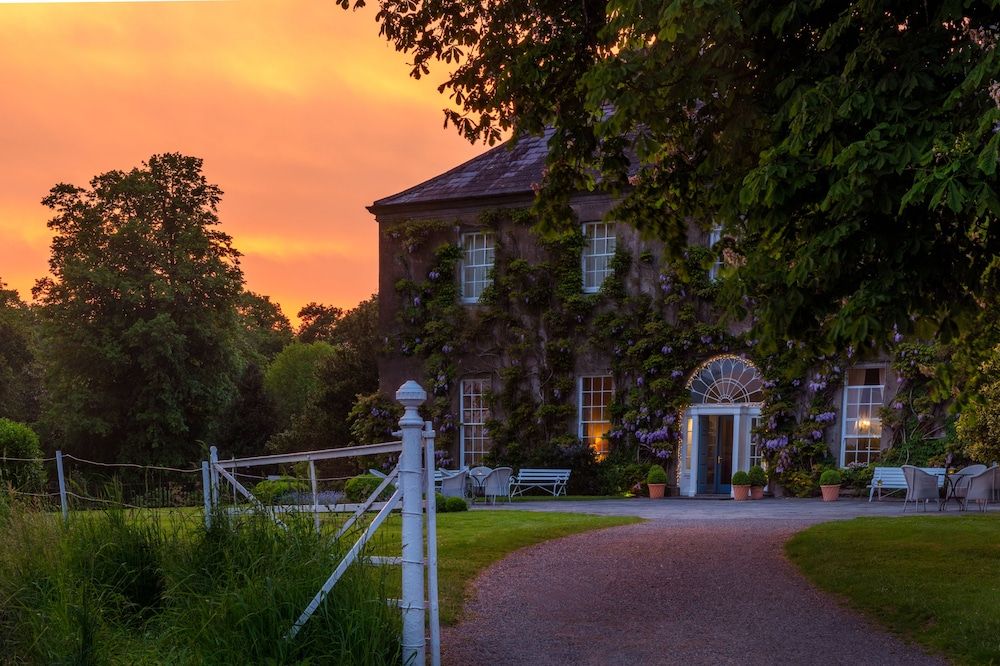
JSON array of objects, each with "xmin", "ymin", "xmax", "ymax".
[{"xmin": 0, "ymin": 448, "xmax": 400, "ymax": 518}]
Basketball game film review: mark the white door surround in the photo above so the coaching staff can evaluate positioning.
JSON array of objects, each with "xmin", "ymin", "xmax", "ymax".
[{"xmin": 678, "ymin": 356, "xmax": 765, "ymax": 498}]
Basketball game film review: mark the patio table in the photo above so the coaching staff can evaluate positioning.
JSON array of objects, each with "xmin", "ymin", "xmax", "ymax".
[{"xmin": 467, "ymin": 467, "xmax": 492, "ymax": 502}]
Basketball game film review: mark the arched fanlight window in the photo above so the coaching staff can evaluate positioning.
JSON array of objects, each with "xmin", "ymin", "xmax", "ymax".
[{"xmin": 687, "ymin": 355, "xmax": 764, "ymax": 405}]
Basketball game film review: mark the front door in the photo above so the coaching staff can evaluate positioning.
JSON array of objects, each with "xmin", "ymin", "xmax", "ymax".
[{"xmin": 697, "ymin": 414, "xmax": 734, "ymax": 494}]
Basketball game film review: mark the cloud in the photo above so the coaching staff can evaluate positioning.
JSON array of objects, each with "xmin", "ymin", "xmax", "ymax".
[{"xmin": 0, "ymin": 0, "xmax": 486, "ymax": 314}]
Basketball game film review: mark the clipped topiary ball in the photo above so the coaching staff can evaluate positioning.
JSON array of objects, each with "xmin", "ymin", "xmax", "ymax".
[
  {"xmin": 444, "ymin": 496, "xmax": 468, "ymax": 512},
  {"xmin": 732, "ymin": 470, "xmax": 751, "ymax": 486},
  {"xmin": 819, "ymin": 469, "xmax": 842, "ymax": 486},
  {"xmin": 646, "ymin": 464, "xmax": 668, "ymax": 485}
]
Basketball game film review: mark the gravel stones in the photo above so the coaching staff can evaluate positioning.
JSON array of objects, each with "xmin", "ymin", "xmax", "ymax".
[{"xmin": 441, "ymin": 519, "xmax": 943, "ymax": 666}]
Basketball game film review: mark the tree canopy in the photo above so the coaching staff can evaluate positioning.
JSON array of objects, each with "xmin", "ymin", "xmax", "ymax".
[
  {"xmin": 353, "ymin": 0, "xmax": 1000, "ymax": 361},
  {"xmin": 33, "ymin": 153, "xmax": 246, "ymax": 464},
  {"xmin": 0, "ymin": 282, "xmax": 41, "ymax": 424}
]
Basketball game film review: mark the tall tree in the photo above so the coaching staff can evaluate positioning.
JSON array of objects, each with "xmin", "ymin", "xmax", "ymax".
[
  {"xmin": 237, "ymin": 290, "xmax": 294, "ymax": 362},
  {"xmin": 0, "ymin": 280, "xmax": 41, "ymax": 424},
  {"xmin": 350, "ymin": 1, "xmax": 1000, "ymax": 361},
  {"xmin": 33, "ymin": 153, "xmax": 245, "ymax": 464},
  {"xmin": 267, "ymin": 296, "xmax": 381, "ymax": 452},
  {"xmin": 297, "ymin": 302, "xmax": 343, "ymax": 343}
]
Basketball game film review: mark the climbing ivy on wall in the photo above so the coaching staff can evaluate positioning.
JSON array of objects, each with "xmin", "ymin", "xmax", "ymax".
[{"xmin": 386, "ymin": 209, "xmax": 950, "ymax": 494}]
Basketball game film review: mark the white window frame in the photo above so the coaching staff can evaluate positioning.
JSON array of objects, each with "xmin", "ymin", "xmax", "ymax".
[
  {"xmin": 708, "ymin": 224, "xmax": 724, "ymax": 282},
  {"xmin": 578, "ymin": 375, "xmax": 614, "ymax": 459},
  {"xmin": 460, "ymin": 231, "xmax": 494, "ymax": 303},
  {"xmin": 839, "ymin": 365, "xmax": 886, "ymax": 467},
  {"xmin": 460, "ymin": 378, "xmax": 491, "ymax": 467},
  {"xmin": 581, "ymin": 222, "xmax": 616, "ymax": 293}
]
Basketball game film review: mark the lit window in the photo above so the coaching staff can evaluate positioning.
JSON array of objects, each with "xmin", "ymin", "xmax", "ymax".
[
  {"xmin": 460, "ymin": 232, "xmax": 494, "ymax": 303},
  {"xmin": 841, "ymin": 367, "xmax": 886, "ymax": 466},
  {"xmin": 460, "ymin": 378, "xmax": 491, "ymax": 467},
  {"xmin": 579, "ymin": 375, "xmax": 614, "ymax": 459},
  {"xmin": 685, "ymin": 416, "xmax": 694, "ymax": 471},
  {"xmin": 582, "ymin": 222, "xmax": 616, "ymax": 293},
  {"xmin": 708, "ymin": 224, "xmax": 723, "ymax": 282}
]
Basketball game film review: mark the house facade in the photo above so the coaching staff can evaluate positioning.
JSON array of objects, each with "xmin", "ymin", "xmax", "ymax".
[{"xmin": 368, "ymin": 134, "xmax": 907, "ymax": 496}]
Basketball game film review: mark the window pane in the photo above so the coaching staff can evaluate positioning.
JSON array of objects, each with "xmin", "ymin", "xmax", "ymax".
[
  {"xmin": 461, "ymin": 378, "xmax": 492, "ymax": 467},
  {"xmin": 579, "ymin": 375, "xmax": 614, "ymax": 459},
  {"xmin": 841, "ymin": 367, "xmax": 886, "ymax": 466},
  {"xmin": 581, "ymin": 222, "xmax": 616, "ymax": 293},
  {"xmin": 461, "ymin": 232, "xmax": 494, "ymax": 302}
]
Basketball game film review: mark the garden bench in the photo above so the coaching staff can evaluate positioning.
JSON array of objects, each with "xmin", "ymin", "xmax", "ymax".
[
  {"xmin": 509, "ymin": 468, "xmax": 571, "ymax": 497},
  {"xmin": 868, "ymin": 466, "xmax": 944, "ymax": 501}
]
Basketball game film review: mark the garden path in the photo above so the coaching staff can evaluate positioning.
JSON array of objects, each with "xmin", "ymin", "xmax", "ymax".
[{"xmin": 441, "ymin": 514, "xmax": 944, "ymax": 665}]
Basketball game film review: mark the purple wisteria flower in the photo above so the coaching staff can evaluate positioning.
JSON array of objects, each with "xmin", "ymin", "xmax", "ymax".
[
  {"xmin": 701, "ymin": 335, "xmax": 713, "ymax": 345},
  {"xmin": 671, "ymin": 370, "xmax": 684, "ymax": 379},
  {"xmin": 428, "ymin": 270, "xmax": 440, "ymax": 280},
  {"xmin": 413, "ymin": 296, "xmax": 421, "ymax": 306},
  {"xmin": 893, "ymin": 401, "xmax": 904, "ymax": 410},
  {"xmin": 811, "ymin": 430, "xmax": 823, "ymax": 441},
  {"xmin": 814, "ymin": 411, "xmax": 837, "ymax": 424},
  {"xmin": 661, "ymin": 345, "xmax": 673, "ymax": 354}
]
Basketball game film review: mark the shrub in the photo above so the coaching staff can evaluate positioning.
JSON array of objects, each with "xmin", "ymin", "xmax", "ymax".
[
  {"xmin": 747, "ymin": 465, "xmax": 767, "ymax": 487},
  {"xmin": 252, "ymin": 476, "xmax": 309, "ymax": 505},
  {"xmin": 732, "ymin": 470, "xmax": 751, "ymax": 486},
  {"xmin": 819, "ymin": 469, "xmax": 843, "ymax": 486},
  {"xmin": 842, "ymin": 463, "xmax": 874, "ymax": 492},
  {"xmin": 782, "ymin": 469, "xmax": 819, "ymax": 497},
  {"xmin": 444, "ymin": 496, "xmax": 468, "ymax": 512},
  {"xmin": 646, "ymin": 464, "xmax": 668, "ymax": 485},
  {"xmin": 598, "ymin": 461, "xmax": 650, "ymax": 496},
  {"xmin": 0, "ymin": 419, "xmax": 45, "ymax": 492},
  {"xmin": 957, "ymin": 347, "xmax": 1000, "ymax": 464},
  {"xmin": 344, "ymin": 474, "xmax": 392, "ymax": 502}
]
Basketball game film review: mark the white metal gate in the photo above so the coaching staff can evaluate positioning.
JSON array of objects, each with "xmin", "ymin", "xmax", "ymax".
[{"xmin": 204, "ymin": 380, "xmax": 440, "ymax": 665}]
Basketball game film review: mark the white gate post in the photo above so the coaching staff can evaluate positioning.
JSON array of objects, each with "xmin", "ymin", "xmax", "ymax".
[
  {"xmin": 209, "ymin": 446, "xmax": 220, "ymax": 507},
  {"xmin": 396, "ymin": 381, "xmax": 427, "ymax": 666},
  {"xmin": 423, "ymin": 421, "xmax": 441, "ymax": 666}
]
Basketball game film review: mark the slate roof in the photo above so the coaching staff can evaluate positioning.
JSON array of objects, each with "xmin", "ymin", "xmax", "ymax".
[{"xmin": 369, "ymin": 130, "xmax": 555, "ymax": 211}]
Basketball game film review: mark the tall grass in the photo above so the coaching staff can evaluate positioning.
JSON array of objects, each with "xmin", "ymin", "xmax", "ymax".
[{"xmin": 0, "ymin": 494, "xmax": 401, "ymax": 665}]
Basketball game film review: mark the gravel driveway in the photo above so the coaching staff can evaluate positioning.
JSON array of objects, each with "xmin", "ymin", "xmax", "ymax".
[{"xmin": 441, "ymin": 516, "xmax": 943, "ymax": 665}]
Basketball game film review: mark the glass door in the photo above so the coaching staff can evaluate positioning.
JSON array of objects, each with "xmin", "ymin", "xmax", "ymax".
[{"xmin": 698, "ymin": 414, "xmax": 734, "ymax": 494}]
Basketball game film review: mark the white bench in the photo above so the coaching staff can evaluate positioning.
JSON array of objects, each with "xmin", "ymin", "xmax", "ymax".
[
  {"xmin": 868, "ymin": 466, "xmax": 945, "ymax": 501},
  {"xmin": 509, "ymin": 468, "xmax": 571, "ymax": 497}
]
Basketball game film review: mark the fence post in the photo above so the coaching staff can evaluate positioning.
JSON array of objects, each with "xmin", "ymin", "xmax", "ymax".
[
  {"xmin": 55, "ymin": 450, "xmax": 68, "ymax": 523},
  {"xmin": 209, "ymin": 446, "xmax": 220, "ymax": 507},
  {"xmin": 423, "ymin": 420, "xmax": 441, "ymax": 666},
  {"xmin": 396, "ymin": 381, "xmax": 427, "ymax": 666},
  {"xmin": 201, "ymin": 460, "xmax": 212, "ymax": 530},
  {"xmin": 308, "ymin": 458, "xmax": 320, "ymax": 533}
]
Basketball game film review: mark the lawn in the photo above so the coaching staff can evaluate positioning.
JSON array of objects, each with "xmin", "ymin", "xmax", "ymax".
[{"xmin": 786, "ymin": 515, "xmax": 1000, "ymax": 665}]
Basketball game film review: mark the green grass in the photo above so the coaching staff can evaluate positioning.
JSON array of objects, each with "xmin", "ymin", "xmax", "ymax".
[
  {"xmin": 0, "ymin": 497, "xmax": 638, "ymax": 664},
  {"xmin": 786, "ymin": 515, "xmax": 1000, "ymax": 665},
  {"xmin": 370, "ymin": 510, "xmax": 639, "ymax": 624}
]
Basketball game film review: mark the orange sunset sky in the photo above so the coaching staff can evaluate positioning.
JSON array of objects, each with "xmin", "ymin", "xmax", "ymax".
[{"xmin": 0, "ymin": 0, "xmax": 485, "ymax": 322}]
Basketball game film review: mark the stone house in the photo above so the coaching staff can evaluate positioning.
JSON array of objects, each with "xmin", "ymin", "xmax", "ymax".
[{"xmin": 368, "ymin": 134, "xmax": 906, "ymax": 496}]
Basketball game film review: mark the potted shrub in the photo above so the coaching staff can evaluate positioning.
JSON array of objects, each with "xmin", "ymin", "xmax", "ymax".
[
  {"xmin": 647, "ymin": 464, "xmax": 668, "ymax": 499},
  {"xmin": 731, "ymin": 470, "xmax": 752, "ymax": 501},
  {"xmin": 820, "ymin": 469, "xmax": 842, "ymax": 502},
  {"xmin": 747, "ymin": 465, "xmax": 767, "ymax": 500}
]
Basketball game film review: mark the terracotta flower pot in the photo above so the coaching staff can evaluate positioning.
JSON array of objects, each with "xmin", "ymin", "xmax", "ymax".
[
  {"xmin": 648, "ymin": 483, "xmax": 666, "ymax": 499},
  {"xmin": 733, "ymin": 484, "xmax": 751, "ymax": 501},
  {"xmin": 750, "ymin": 486, "xmax": 765, "ymax": 500},
  {"xmin": 821, "ymin": 484, "xmax": 841, "ymax": 502}
]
